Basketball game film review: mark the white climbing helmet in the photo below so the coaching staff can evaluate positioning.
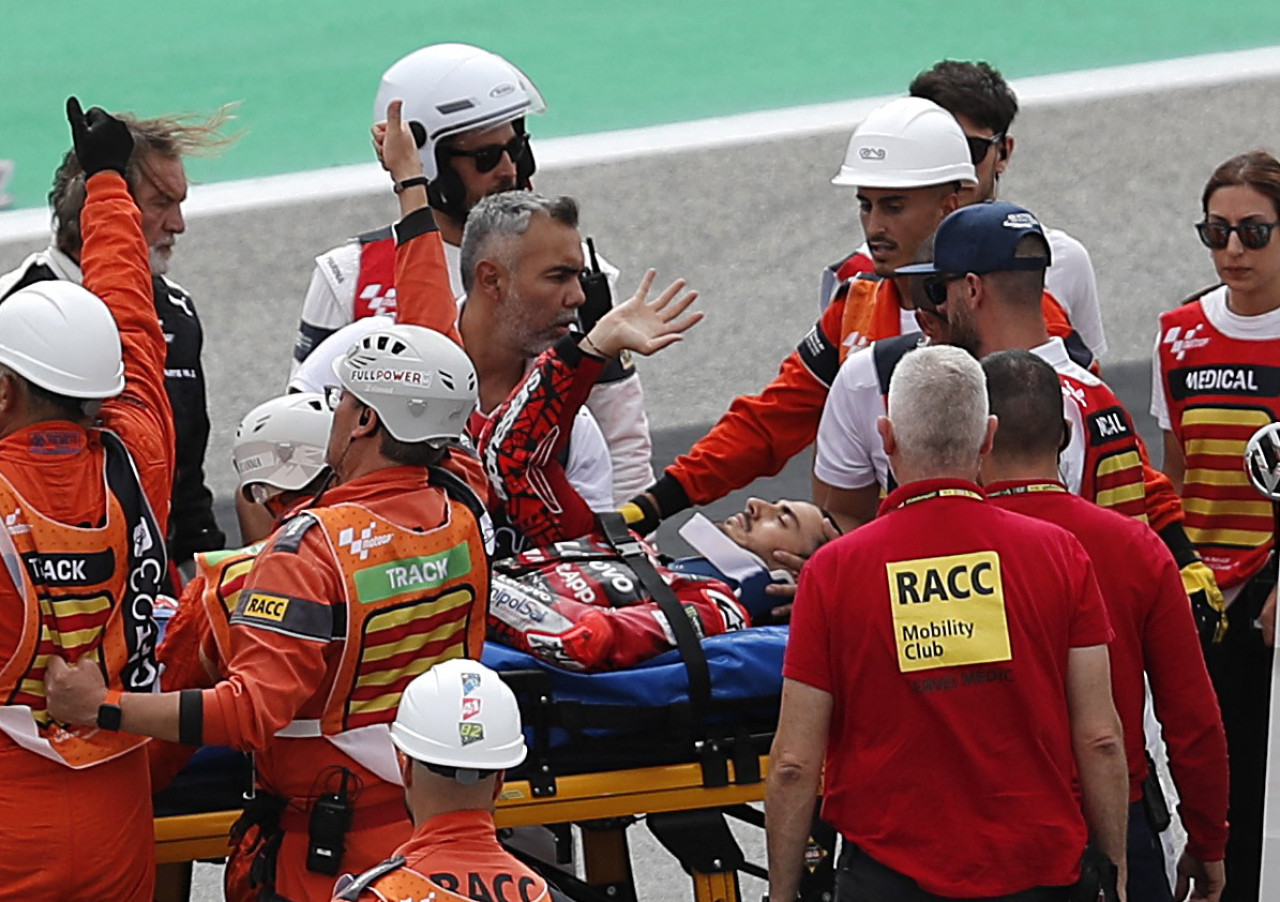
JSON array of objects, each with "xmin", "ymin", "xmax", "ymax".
[
  {"xmin": 233, "ymin": 393, "xmax": 332, "ymax": 501},
  {"xmin": 332, "ymin": 324, "xmax": 477, "ymax": 444},
  {"xmin": 832, "ymin": 96, "xmax": 978, "ymax": 190},
  {"xmin": 391, "ymin": 658, "xmax": 527, "ymax": 773},
  {"xmin": 374, "ymin": 43, "xmax": 545, "ymax": 182},
  {"xmin": 0, "ymin": 281, "xmax": 124, "ymax": 399}
]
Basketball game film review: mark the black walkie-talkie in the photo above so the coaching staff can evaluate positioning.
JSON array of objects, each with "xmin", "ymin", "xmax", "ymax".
[
  {"xmin": 307, "ymin": 769, "xmax": 353, "ymax": 875},
  {"xmin": 578, "ymin": 238, "xmax": 634, "ymax": 384}
]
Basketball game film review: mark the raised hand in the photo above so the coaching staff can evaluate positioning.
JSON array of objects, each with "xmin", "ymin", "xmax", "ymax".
[
  {"xmin": 373, "ymin": 99, "xmax": 424, "ymax": 183},
  {"xmin": 585, "ymin": 269, "xmax": 702, "ymax": 358},
  {"xmin": 66, "ymin": 96, "xmax": 133, "ymax": 177}
]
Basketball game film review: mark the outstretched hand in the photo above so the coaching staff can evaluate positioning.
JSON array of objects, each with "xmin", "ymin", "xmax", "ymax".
[
  {"xmin": 585, "ymin": 269, "xmax": 702, "ymax": 358},
  {"xmin": 66, "ymin": 96, "xmax": 133, "ymax": 177},
  {"xmin": 371, "ymin": 98, "xmax": 424, "ymax": 183}
]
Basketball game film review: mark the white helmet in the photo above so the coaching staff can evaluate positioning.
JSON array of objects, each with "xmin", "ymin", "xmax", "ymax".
[
  {"xmin": 1245, "ymin": 422, "xmax": 1280, "ymax": 501},
  {"xmin": 233, "ymin": 393, "xmax": 332, "ymax": 501},
  {"xmin": 391, "ymin": 658, "xmax": 527, "ymax": 774},
  {"xmin": 0, "ymin": 281, "xmax": 124, "ymax": 399},
  {"xmin": 374, "ymin": 43, "xmax": 545, "ymax": 183},
  {"xmin": 832, "ymin": 97, "xmax": 978, "ymax": 190},
  {"xmin": 332, "ymin": 324, "xmax": 477, "ymax": 444}
]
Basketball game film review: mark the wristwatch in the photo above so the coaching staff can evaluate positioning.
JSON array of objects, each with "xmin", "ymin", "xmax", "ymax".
[{"xmin": 96, "ymin": 688, "xmax": 123, "ymax": 731}]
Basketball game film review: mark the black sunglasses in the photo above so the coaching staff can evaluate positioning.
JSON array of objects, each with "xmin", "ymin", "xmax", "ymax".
[
  {"xmin": 1196, "ymin": 219, "xmax": 1279, "ymax": 251},
  {"xmin": 922, "ymin": 273, "xmax": 965, "ymax": 309},
  {"xmin": 445, "ymin": 132, "xmax": 530, "ymax": 173},
  {"xmin": 965, "ymin": 132, "xmax": 1005, "ymax": 166}
]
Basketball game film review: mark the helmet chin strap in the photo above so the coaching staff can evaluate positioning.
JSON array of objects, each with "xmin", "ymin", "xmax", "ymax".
[{"xmin": 428, "ymin": 118, "xmax": 537, "ymax": 225}]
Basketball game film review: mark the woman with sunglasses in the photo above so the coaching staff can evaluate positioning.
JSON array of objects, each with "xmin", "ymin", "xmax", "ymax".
[{"xmin": 1151, "ymin": 149, "xmax": 1280, "ymax": 902}]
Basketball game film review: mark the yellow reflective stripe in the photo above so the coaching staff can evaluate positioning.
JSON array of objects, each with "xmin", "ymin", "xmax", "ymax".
[
  {"xmin": 46, "ymin": 595, "xmax": 112, "ymax": 618},
  {"xmin": 348, "ymin": 658, "xmax": 441, "ymax": 717},
  {"xmin": 1186, "ymin": 526, "xmax": 1272, "ymax": 547},
  {"xmin": 1182, "ymin": 497, "xmax": 1274, "ymax": 518},
  {"xmin": 1183, "ymin": 408, "xmax": 1273, "ymax": 429},
  {"xmin": 55, "ymin": 626, "xmax": 105, "ymax": 649},
  {"xmin": 1185, "ymin": 438, "xmax": 1249, "ymax": 457},
  {"xmin": 360, "ymin": 619, "xmax": 468, "ymax": 669},
  {"xmin": 18, "ymin": 678, "xmax": 44, "ymax": 698},
  {"xmin": 1096, "ymin": 451, "xmax": 1142, "ymax": 476},
  {"xmin": 1185, "ymin": 467, "xmax": 1251, "ymax": 487},
  {"xmin": 1095, "ymin": 483, "xmax": 1146, "ymax": 509}
]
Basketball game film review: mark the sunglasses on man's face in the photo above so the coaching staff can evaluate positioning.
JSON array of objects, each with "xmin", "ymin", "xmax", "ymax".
[
  {"xmin": 965, "ymin": 132, "xmax": 1005, "ymax": 166},
  {"xmin": 1195, "ymin": 219, "xmax": 1280, "ymax": 251},
  {"xmin": 445, "ymin": 133, "xmax": 530, "ymax": 173},
  {"xmin": 922, "ymin": 273, "xmax": 965, "ymax": 309}
]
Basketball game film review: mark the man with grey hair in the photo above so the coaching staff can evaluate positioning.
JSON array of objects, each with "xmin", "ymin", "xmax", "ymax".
[
  {"xmin": 768, "ymin": 344, "xmax": 1129, "ymax": 901},
  {"xmin": 458, "ymin": 190, "xmax": 613, "ymax": 553}
]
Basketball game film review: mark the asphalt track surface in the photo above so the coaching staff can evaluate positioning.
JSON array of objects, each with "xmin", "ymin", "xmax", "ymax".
[{"xmin": 2, "ymin": 72, "xmax": 1278, "ymax": 898}]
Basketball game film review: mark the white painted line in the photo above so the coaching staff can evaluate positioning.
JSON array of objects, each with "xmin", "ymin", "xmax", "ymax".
[{"xmin": 3, "ymin": 44, "xmax": 1279, "ymax": 244}]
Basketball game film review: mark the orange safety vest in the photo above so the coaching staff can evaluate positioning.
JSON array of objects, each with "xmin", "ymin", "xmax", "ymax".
[
  {"xmin": 193, "ymin": 543, "xmax": 264, "ymax": 671},
  {"xmin": 260, "ymin": 470, "xmax": 490, "ymax": 780},
  {"xmin": 0, "ymin": 431, "xmax": 166, "ymax": 768},
  {"xmin": 337, "ymin": 856, "xmax": 553, "ymax": 902}
]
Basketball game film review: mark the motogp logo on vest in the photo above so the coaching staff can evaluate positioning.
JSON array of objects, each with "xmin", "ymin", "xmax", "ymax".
[
  {"xmin": 1161, "ymin": 324, "xmax": 1211, "ymax": 361},
  {"xmin": 337, "ymin": 522, "xmax": 393, "ymax": 560}
]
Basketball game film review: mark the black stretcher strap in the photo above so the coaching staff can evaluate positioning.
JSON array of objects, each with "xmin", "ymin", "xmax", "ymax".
[{"xmin": 596, "ymin": 512, "xmax": 712, "ymax": 730}]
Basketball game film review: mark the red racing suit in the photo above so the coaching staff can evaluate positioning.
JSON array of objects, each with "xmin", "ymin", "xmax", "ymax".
[
  {"xmin": 475, "ymin": 334, "xmax": 749, "ymax": 669},
  {"xmin": 649, "ymin": 275, "xmax": 1087, "ymax": 518},
  {"xmin": 0, "ymin": 172, "xmax": 173, "ymax": 900},
  {"xmin": 334, "ymin": 809, "xmax": 557, "ymax": 902}
]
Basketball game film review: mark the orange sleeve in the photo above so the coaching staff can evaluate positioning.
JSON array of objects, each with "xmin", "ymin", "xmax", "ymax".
[
  {"xmin": 392, "ymin": 208, "xmax": 462, "ymax": 345},
  {"xmin": 200, "ymin": 535, "xmax": 336, "ymax": 750},
  {"xmin": 81, "ymin": 171, "xmax": 176, "ymax": 529},
  {"xmin": 660, "ymin": 301, "xmax": 843, "ymax": 510},
  {"xmin": 1142, "ymin": 459, "xmax": 1184, "ymax": 533}
]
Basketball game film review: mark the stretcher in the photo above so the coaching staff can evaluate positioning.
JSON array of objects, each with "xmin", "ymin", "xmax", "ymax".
[{"xmin": 150, "ymin": 628, "xmax": 833, "ymax": 901}]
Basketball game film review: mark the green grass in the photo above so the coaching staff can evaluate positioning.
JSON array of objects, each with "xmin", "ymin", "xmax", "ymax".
[{"xmin": 3, "ymin": 2, "xmax": 1278, "ymax": 207}]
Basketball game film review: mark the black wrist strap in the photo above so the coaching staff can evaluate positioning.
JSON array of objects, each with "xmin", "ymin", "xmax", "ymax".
[
  {"xmin": 393, "ymin": 175, "xmax": 429, "ymax": 195},
  {"xmin": 178, "ymin": 689, "xmax": 203, "ymax": 746}
]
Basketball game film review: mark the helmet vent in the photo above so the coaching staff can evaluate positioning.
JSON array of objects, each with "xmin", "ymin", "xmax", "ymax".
[{"xmin": 437, "ymin": 99, "xmax": 475, "ymax": 115}]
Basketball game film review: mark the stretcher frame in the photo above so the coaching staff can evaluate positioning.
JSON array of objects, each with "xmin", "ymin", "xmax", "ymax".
[{"xmin": 153, "ymin": 754, "xmax": 819, "ymax": 902}]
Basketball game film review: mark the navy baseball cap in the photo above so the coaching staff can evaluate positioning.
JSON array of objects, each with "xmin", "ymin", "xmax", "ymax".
[{"xmin": 895, "ymin": 201, "xmax": 1052, "ymax": 277}]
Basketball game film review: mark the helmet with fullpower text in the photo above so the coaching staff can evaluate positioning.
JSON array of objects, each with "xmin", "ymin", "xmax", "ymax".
[
  {"xmin": 391, "ymin": 658, "xmax": 527, "ymax": 777},
  {"xmin": 233, "ymin": 393, "xmax": 332, "ymax": 503},
  {"xmin": 374, "ymin": 43, "xmax": 544, "ymax": 219},
  {"xmin": 832, "ymin": 97, "xmax": 977, "ymax": 189},
  {"xmin": 0, "ymin": 281, "xmax": 124, "ymax": 399},
  {"xmin": 332, "ymin": 324, "xmax": 477, "ymax": 444}
]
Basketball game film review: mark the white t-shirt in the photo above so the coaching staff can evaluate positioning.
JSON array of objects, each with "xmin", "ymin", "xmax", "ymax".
[{"xmin": 815, "ymin": 336, "xmax": 1086, "ymax": 493}]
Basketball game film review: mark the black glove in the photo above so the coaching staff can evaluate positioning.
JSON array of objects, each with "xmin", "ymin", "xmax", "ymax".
[
  {"xmin": 66, "ymin": 96, "xmax": 133, "ymax": 177},
  {"xmin": 619, "ymin": 493, "xmax": 661, "ymax": 537}
]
